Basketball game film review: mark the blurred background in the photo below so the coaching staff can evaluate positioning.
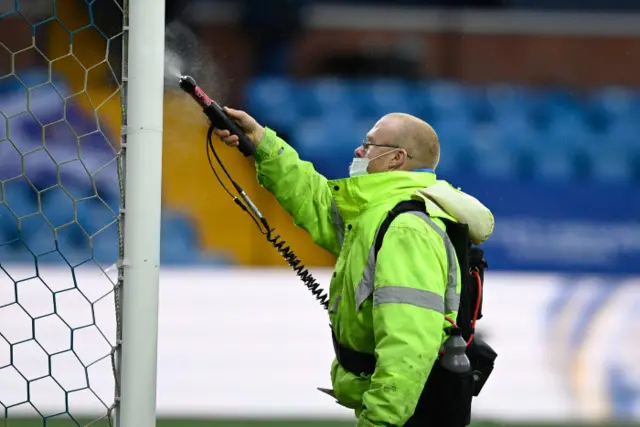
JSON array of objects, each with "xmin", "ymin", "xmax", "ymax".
[{"xmin": 1, "ymin": 0, "xmax": 640, "ymax": 426}]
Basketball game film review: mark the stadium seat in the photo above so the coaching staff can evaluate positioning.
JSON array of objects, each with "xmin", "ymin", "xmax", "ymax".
[
  {"xmin": 607, "ymin": 118, "xmax": 640, "ymax": 149},
  {"xmin": 469, "ymin": 123, "xmax": 518, "ymax": 178},
  {"xmin": 532, "ymin": 144, "xmax": 578, "ymax": 182},
  {"xmin": 40, "ymin": 187, "xmax": 75, "ymax": 229},
  {"xmin": 291, "ymin": 115, "xmax": 362, "ymax": 179},
  {"xmin": 585, "ymin": 86, "xmax": 637, "ymax": 129},
  {"xmin": 414, "ymin": 80, "xmax": 477, "ymax": 123},
  {"xmin": 545, "ymin": 111, "xmax": 593, "ymax": 149},
  {"xmin": 19, "ymin": 214, "xmax": 57, "ymax": 257},
  {"xmin": 2, "ymin": 178, "xmax": 38, "ymax": 219},
  {"xmin": 482, "ymin": 83, "xmax": 537, "ymax": 117},
  {"xmin": 296, "ymin": 78, "xmax": 357, "ymax": 117},
  {"xmin": 350, "ymin": 79, "xmax": 418, "ymax": 118},
  {"xmin": 244, "ymin": 77, "xmax": 300, "ymax": 133},
  {"xmin": 583, "ymin": 145, "xmax": 633, "ymax": 183},
  {"xmin": 0, "ymin": 202, "xmax": 19, "ymax": 245},
  {"xmin": 90, "ymin": 223, "xmax": 118, "ymax": 266}
]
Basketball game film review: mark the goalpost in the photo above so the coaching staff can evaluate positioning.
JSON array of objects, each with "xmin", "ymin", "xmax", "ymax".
[
  {"xmin": 117, "ymin": 0, "xmax": 164, "ymax": 426},
  {"xmin": 0, "ymin": 0, "xmax": 164, "ymax": 426}
]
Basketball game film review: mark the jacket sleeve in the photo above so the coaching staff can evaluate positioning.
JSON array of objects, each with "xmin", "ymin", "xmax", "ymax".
[
  {"xmin": 253, "ymin": 127, "xmax": 343, "ymax": 256},
  {"xmin": 357, "ymin": 214, "xmax": 450, "ymax": 427}
]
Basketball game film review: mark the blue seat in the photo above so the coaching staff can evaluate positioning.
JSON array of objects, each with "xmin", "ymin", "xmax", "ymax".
[
  {"xmin": 76, "ymin": 198, "xmax": 118, "ymax": 238},
  {"xmin": 584, "ymin": 145, "xmax": 632, "ymax": 183},
  {"xmin": 294, "ymin": 115, "xmax": 358, "ymax": 155},
  {"xmin": 532, "ymin": 144, "xmax": 578, "ymax": 182},
  {"xmin": 296, "ymin": 79, "xmax": 356, "ymax": 117},
  {"xmin": 58, "ymin": 164, "xmax": 96, "ymax": 200},
  {"xmin": 40, "ymin": 187, "xmax": 75, "ymax": 228},
  {"xmin": 350, "ymin": 79, "xmax": 417, "ymax": 118},
  {"xmin": 19, "ymin": 214, "xmax": 57, "ymax": 257},
  {"xmin": 22, "ymin": 148, "xmax": 61, "ymax": 191},
  {"xmin": 2, "ymin": 179, "xmax": 38, "ymax": 219},
  {"xmin": 162, "ymin": 211, "xmax": 198, "ymax": 246},
  {"xmin": 244, "ymin": 77, "xmax": 299, "ymax": 131},
  {"xmin": 55, "ymin": 222, "xmax": 91, "ymax": 262},
  {"xmin": 28, "ymin": 83, "xmax": 65, "ymax": 127},
  {"xmin": 161, "ymin": 213, "xmax": 200, "ymax": 265},
  {"xmin": 290, "ymin": 119, "xmax": 327, "ymax": 158},
  {"xmin": 90, "ymin": 222, "xmax": 118, "ymax": 266},
  {"xmin": 0, "ymin": 240, "xmax": 35, "ymax": 263},
  {"xmin": 545, "ymin": 112, "xmax": 593, "ymax": 149},
  {"xmin": 492, "ymin": 113, "xmax": 540, "ymax": 150},
  {"xmin": 607, "ymin": 118, "xmax": 640, "ymax": 149},
  {"xmin": 483, "ymin": 84, "xmax": 537, "ymax": 118},
  {"xmin": 432, "ymin": 116, "xmax": 474, "ymax": 148},
  {"xmin": 468, "ymin": 124, "xmax": 517, "ymax": 178},
  {"xmin": 534, "ymin": 89, "xmax": 585, "ymax": 130},
  {"xmin": 292, "ymin": 116, "xmax": 360, "ymax": 179},
  {"xmin": 415, "ymin": 80, "xmax": 476, "ymax": 122},
  {"xmin": 0, "ymin": 203, "xmax": 19, "ymax": 245},
  {"xmin": 585, "ymin": 86, "xmax": 637, "ymax": 128}
]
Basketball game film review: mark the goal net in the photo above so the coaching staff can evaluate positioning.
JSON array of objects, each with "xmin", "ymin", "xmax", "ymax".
[{"xmin": 0, "ymin": 0, "xmax": 126, "ymax": 425}]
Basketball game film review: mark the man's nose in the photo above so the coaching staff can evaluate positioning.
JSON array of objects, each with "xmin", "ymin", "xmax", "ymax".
[{"xmin": 354, "ymin": 146, "xmax": 365, "ymax": 158}]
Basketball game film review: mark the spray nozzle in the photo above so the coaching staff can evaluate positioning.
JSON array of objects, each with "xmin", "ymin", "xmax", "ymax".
[{"xmin": 178, "ymin": 75, "xmax": 197, "ymax": 93}]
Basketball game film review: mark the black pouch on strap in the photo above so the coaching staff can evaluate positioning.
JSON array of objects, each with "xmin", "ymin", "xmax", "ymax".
[{"xmin": 405, "ymin": 358, "xmax": 474, "ymax": 427}]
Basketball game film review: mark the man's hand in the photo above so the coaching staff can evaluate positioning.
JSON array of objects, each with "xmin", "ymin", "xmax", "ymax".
[{"xmin": 214, "ymin": 107, "xmax": 265, "ymax": 148}]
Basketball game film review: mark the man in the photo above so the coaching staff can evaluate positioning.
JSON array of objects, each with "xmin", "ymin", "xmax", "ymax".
[{"xmin": 215, "ymin": 108, "xmax": 495, "ymax": 426}]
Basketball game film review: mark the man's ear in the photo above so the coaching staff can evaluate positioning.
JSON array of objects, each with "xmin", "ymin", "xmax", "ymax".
[{"xmin": 390, "ymin": 149, "xmax": 407, "ymax": 170}]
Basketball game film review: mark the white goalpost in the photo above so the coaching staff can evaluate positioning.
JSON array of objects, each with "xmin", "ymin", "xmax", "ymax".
[
  {"xmin": 0, "ymin": 0, "xmax": 164, "ymax": 425},
  {"xmin": 116, "ymin": 0, "xmax": 165, "ymax": 426}
]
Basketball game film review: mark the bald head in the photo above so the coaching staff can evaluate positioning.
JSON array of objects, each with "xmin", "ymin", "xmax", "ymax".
[
  {"xmin": 384, "ymin": 113, "xmax": 440, "ymax": 170},
  {"xmin": 359, "ymin": 113, "xmax": 440, "ymax": 173}
]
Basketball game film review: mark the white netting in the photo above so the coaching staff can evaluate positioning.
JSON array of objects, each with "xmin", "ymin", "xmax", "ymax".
[{"xmin": 0, "ymin": 0, "xmax": 124, "ymax": 425}]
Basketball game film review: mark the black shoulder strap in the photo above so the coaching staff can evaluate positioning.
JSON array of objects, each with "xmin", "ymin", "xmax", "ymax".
[{"xmin": 374, "ymin": 199, "xmax": 427, "ymax": 259}]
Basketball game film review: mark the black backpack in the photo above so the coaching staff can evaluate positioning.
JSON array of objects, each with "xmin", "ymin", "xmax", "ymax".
[{"xmin": 375, "ymin": 198, "xmax": 497, "ymax": 397}]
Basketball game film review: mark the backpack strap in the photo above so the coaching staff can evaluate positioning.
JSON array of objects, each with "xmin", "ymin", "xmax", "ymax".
[
  {"xmin": 375, "ymin": 199, "xmax": 488, "ymax": 342},
  {"xmin": 374, "ymin": 199, "xmax": 427, "ymax": 259}
]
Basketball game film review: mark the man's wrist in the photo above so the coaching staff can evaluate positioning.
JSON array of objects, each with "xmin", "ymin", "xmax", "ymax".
[{"xmin": 254, "ymin": 127, "xmax": 279, "ymax": 163}]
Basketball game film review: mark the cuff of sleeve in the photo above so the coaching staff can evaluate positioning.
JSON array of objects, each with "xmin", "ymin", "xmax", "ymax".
[
  {"xmin": 356, "ymin": 415, "xmax": 378, "ymax": 427},
  {"xmin": 253, "ymin": 127, "xmax": 280, "ymax": 163}
]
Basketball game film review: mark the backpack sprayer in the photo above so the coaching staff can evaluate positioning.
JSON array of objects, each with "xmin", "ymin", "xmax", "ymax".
[{"xmin": 178, "ymin": 75, "xmax": 330, "ymax": 310}]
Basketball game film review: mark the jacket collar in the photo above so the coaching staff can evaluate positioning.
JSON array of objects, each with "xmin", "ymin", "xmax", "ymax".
[{"xmin": 328, "ymin": 171, "xmax": 437, "ymax": 221}]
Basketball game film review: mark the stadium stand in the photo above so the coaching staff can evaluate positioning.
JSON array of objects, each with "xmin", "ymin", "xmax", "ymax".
[
  {"xmin": 2, "ymin": 69, "xmax": 639, "ymax": 266},
  {"xmin": 0, "ymin": 68, "xmax": 229, "ymax": 266},
  {"xmin": 245, "ymin": 77, "xmax": 640, "ymax": 182}
]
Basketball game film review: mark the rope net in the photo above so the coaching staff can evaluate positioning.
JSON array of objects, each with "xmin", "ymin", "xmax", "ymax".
[{"xmin": 0, "ymin": 0, "xmax": 124, "ymax": 425}]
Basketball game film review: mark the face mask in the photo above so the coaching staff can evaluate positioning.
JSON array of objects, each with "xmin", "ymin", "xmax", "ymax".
[
  {"xmin": 349, "ymin": 157, "xmax": 370, "ymax": 177},
  {"xmin": 349, "ymin": 149, "xmax": 400, "ymax": 177}
]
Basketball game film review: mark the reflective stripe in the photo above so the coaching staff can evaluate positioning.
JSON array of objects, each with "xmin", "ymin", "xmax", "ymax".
[
  {"xmin": 373, "ymin": 286, "xmax": 444, "ymax": 313},
  {"xmin": 354, "ymin": 209, "xmax": 460, "ymax": 313},
  {"xmin": 330, "ymin": 295, "xmax": 342, "ymax": 313},
  {"xmin": 355, "ymin": 225, "xmax": 382, "ymax": 310},
  {"xmin": 331, "ymin": 198, "xmax": 345, "ymax": 247},
  {"xmin": 407, "ymin": 211, "xmax": 460, "ymax": 313}
]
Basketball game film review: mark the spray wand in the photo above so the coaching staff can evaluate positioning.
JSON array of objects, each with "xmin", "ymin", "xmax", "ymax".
[
  {"xmin": 177, "ymin": 74, "xmax": 330, "ymax": 310},
  {"xmin": 178, "ymin": 75, "xmax": 256, "ymax": 157}
]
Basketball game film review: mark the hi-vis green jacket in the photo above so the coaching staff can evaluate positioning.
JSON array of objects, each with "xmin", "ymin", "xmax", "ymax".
[{"xmin": 254, "ymin": 128, "xmax": 494, "ymax": 427}]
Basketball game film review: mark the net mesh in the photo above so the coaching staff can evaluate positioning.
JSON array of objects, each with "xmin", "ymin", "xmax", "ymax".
[{"xmin": 0, "ymin": 0, "xmax": 124, "ymax": 425}]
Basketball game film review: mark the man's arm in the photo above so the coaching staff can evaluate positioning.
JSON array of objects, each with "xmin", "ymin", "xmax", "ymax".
[
  {"xmin": 253, "ymin": 127, "xmax": 343, "ymax": 256},
  {"xmin": 214, "ymin": 109, "xmax": 344, "ymax": 256},
  {"xmin": 358, "ymin": 214, "xmax": 450, "ymax": 427}
]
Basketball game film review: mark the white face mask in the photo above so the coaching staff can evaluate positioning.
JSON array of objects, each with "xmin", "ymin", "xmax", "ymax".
[
  {"xmin": 349, "ymin": 157, "xmax": 370, "ymax": 177},
  {"xmin": 349, "ymin": 149, "xmax": 400, "ymax": 177}
]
